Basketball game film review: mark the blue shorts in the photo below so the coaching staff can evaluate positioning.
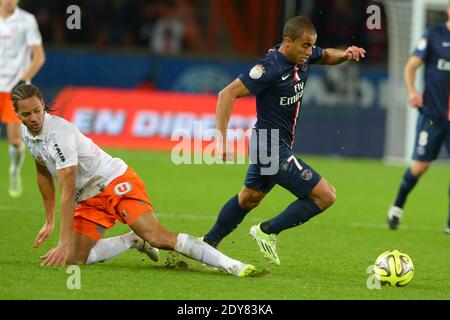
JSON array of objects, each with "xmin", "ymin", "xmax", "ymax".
[
  {"xmin": 244, "ymin": 147, "xmax": 321, "ymax": 198},
  {"xmin": 412, "ymin": 113, "xmax": 450, "ymax": 161}
]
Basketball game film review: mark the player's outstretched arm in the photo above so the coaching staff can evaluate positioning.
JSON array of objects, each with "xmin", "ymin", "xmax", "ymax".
[
  {"xmin": 404, "ymin": 56, "xmax": 424, "ymax": 108},
  {"xmin": 215, "ymin": 78, "xmax": 250, "ymax": 158},
  {"xmin": 316, "ymin": 46, "xmax": 366, "ymax": 65},
  {"xmin": 34, "ymin": 160, "xmax": 56, "ymax": 248},
  {"xmin": 41, "ymin": 165, "xmax": 77, "ymax": 267}
]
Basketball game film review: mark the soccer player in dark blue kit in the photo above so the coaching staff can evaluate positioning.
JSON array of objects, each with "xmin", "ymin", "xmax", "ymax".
[
  {"xmin": 387, "ymin": 5, "xmax": 450, "ymax": 234},
  {"xmin": 201, "ymin": 16, "xmax": 366, "ymax": 265}
]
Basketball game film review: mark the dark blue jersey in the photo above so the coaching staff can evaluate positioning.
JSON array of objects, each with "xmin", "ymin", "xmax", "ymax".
[
  {"xmin": 412, "ymin": 24, "xmax": 450, "ymax": 121},
  {"xmin": 239, "ymin": 45, "xmax": 323, "ymax": 148}
]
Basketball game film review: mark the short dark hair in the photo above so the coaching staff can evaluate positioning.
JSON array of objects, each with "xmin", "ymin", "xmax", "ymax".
[
  {"xmin": 11, "ymin": 84, "xmax": 53, "ymax": 113},
  {"xmin": 283, "ymin": 16, "xmax": 316, "ymax": 41}
]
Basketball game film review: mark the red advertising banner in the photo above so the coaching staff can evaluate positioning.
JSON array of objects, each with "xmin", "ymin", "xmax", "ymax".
[{"xmin": 53, "ymin": 87, "xmax": 256, "ymax": 151}]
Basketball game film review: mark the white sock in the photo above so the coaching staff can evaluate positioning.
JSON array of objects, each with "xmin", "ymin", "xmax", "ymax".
[
  {"xmin": 9, "ymin": 143, "xmax": 25, "ymax": 176},
  {"xmin": 86, "ymin": 232, "xmax": 140, "ymax": 265},
  {"xmin": 175, "ymin": 233, "xmax": 242, "ymax": 271}
]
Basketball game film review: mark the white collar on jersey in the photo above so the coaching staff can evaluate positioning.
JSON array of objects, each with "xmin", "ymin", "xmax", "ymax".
[
  {"xmin": 1, "ymin": 7, "xmax": 19, "ymax": 22},
  {"xmin": 25, "ymin": 112, "xmax": 51, "ymax": 142}
]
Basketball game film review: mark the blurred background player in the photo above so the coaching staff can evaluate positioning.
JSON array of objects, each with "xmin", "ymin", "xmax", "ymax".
[
  {"xmin": 12, "ymin": 84, "xmax": 256, "ymax": 277},
  {"xmin": 0, "ymin": 0, "xmax": 45, "ymax": 198},
  {"xmin": 387, "ymin": 5, "xmax": 450, "ymax": 234},
  {"xmin": 202, "ymin": 16, "xmax": 365, "ymax": 265}
]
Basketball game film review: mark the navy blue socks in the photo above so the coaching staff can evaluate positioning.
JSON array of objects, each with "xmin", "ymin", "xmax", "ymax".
[
  {"xmin": 394, "ymin": 168, "xmax": 419, "ymax": 208},
  {"xmin": 260, "ymin": 197, "xmax": 322, "ymax": 235},
  {"xmin": 203, "ymin": 195, "xmax": 250, "ymax": 247}
]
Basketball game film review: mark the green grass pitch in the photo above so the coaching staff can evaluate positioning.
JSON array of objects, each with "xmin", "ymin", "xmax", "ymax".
[{"xmin": 0, "ymin": 140, "xmax": 448, "ymax": 300}]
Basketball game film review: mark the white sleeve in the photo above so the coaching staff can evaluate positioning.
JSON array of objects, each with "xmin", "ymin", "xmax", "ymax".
[
  {"xmin": 25, "ymin": 15, "xmax": 42, "ymax": 47},
  {"xmin": 49, "ymin": 133, "xmax": 78, "ymax": 170}
]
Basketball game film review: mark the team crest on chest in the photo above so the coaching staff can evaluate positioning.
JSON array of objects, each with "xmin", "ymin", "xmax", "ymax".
[{"xmin": 249, "ymin": 64, "xmax": 265, "ymax": 79}]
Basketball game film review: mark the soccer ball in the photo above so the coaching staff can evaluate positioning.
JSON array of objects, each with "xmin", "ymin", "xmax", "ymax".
[{"xmin": 373, "ymin": 250, "xmax": 414, "ymax": 287}]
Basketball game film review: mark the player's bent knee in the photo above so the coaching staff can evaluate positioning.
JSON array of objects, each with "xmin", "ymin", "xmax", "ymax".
[
  {"xmin": 411, "ymin": 162, "xmax": 430, "ymax": 177},
  {"xmin": 317, "ymin": 189, "xmax": 336, "ymax": 211},
  {"xmin": 238, "ymin": 188, "xmax": 264, "ymax": 210},
  {"xmin": 239, "ymin": 199, "xmax": 260, "ymax": 210},
  {"xmin": 326, "ymin": 190, "xmax": 337, "ymax": 208},
  {"xmin": 9, "ymin": 140, "xmax": 22, "ymax": 149}
]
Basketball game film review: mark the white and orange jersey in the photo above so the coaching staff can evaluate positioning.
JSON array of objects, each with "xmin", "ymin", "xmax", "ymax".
[
  {"xmin": 0, "ymin": 8, "xmax": 42, "ymax": 92},
  {"xmin": 21, "ymin": 113, "xmax": 128, "ymax": 202}
]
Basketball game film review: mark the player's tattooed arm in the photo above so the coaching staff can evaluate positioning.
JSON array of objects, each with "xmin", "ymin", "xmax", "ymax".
[{"xmin": 316, "ymin": 46, "xmax": 366, "ymax": 65}]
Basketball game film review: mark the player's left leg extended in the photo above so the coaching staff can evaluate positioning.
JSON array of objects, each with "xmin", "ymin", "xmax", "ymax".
[
  {"xmin": 130, "ymin": 211, "xmax": 255, "ymax": 277},
  {"xmin": 70, "ymin": 216, "xmax": 157, "ymax": 265}
]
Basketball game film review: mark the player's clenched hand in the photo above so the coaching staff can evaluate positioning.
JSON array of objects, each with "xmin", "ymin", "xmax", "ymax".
[
  {"xmin": 408, "ymin": 91, "xmax": 423, "ymax": 108},
  {"xmin": 344, "ymin": 46, "xmax": 366, "ymax": 62},
  {"xmin": 34, "ymin": 222, "xmax": 54, "ymax": 248},
  {"xmin": 40, "ymin": 243, "xmax": 70, "ymax": 267}
]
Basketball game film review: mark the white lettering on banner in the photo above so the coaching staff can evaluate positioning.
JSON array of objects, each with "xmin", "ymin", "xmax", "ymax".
[
  {"xmin": 94, "ymin": 109, "xmax": 127, "ymax": 135},
  {"xmin": 132, "ymin": 112, "xmax": 254, "ymax": 139},
  {"xmin": 159, "ymin": 113, "xmax": 174, "ymax": 137},
  {"xmin": 133, "ymin": 111, "xmax": 160, "ymax": 137},
  {"xmin": 173, "ymin": 113, "xmax": 197, "ymax": 135},
  {"xmin": 73, "ymin": 109, "xmax": 126, "ymax": 135},
  {"xmin": 72, "ymin": 108, "xmax": 256, "ymax": 139},
  {"xmin": 73, "ymin": 108, "xmax": 95, "ymax": 133}
]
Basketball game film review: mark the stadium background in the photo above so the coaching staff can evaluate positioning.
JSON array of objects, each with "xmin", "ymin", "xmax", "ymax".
[
  {"xmin": 1, "ymin": 0, "xmax": 449, "ymax": 301},
  {"xmin": 2, "ymin": 0, "xmax": 392, "ymax": 157}
]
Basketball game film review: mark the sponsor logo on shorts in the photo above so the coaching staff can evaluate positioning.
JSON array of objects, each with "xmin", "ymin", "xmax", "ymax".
[
  {"xmin": 114, "ymin": 182, "xmax": 132, "ymax": 195},
  {"xmin": 301, "ymin": 169, "xmax": 313, "ymax": 181}
]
